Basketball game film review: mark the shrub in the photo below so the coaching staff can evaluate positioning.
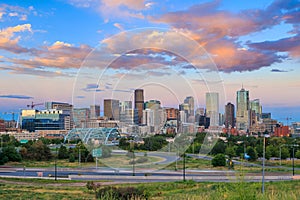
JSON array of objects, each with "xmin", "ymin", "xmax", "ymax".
[
  {"xmin": 212, "ymin": 154, "xmax": 226, "ymax": 167},
  {"xmin": 69, "ymin": 154, "xmax": 75, "ymax": 162},
  {"xmin": 136, "ymin": 157, "xmax": 148, "ymax": 163},
  {"xmin": 95, "ymin": 186, "xmax": 149, "ymax": 200},
  {"xmin": 296, "ymin": 150, "xmax": 300, "ymax": 159}
]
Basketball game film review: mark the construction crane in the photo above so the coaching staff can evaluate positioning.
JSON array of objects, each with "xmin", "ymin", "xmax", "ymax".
[
  {"xmin": 279, "ymin": 117, "xmax": 292, "ymax": 126},
  {"xmin": 27, "ymin": 102, "xmax": 44, "ymax": 109}
]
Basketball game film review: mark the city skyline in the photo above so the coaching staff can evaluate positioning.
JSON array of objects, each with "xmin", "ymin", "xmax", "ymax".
[{"xmin": 0, "ymin": 0, "xmax": 299, "ymax": 123}]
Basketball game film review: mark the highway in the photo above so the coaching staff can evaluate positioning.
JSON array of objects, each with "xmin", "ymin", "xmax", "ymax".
[
  {"xmin": 0, "ymin": 153, "xmax": 299, "ymax": 183},
  {"xmin": 0, "ymin": 166, "xmax": 297, "ymax": 183}
]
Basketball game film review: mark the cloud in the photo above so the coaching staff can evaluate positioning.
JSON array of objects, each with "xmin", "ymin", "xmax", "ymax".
[
  {"xmin": 86, "ymin": 83, "xmax": 99, "ymax": 89},
  {"xmin": 271, "ymin": 69, "xmax": 288, "ymax": 72},
  {"xmin": 0, "ymin": 4, "xmax": 33, "ymax": 21},
  {"xmin": 82, "ymin": 83, "xmax": 104, "ymax": 92},
  {"xmin": 0, "ymin": 65, "xmax": 75, "ymax": 77},
  {"xmin": 67, "ymin": 0, "xmax": 96, "ymax": 8},
  {"xmin": 68, "ymin": 0, "xmax": 147, "ymax": 19},
  {"xmin": 149, "ymin": 0, "xmax": 299, "ymax": 72},
  {"xmin": 0, "ymin": 94, "xmax": 33, "ymax": 99},
  {"xmin": 146, "ymin": 70, "xmax": 171, "ymax": 77},
  {"xmin": 4, "ymin": 40, "xmax": 92, "ymax": 71},
  {"xmin": 248, "ymin": 34, "xmax": 300, "ymax": 57},
  {"xmin": 113, "ymin": 23, "xmax": 124, "ymax": 30},
  {"xmin": 0, "ymin": 23, "xmax": 32, "ymax": 54},
  {"xmin": 112, "ymin": 89, "xmax": 132, "ymax": 93}
]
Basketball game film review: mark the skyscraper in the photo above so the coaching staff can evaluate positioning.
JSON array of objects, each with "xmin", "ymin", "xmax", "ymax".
[
  {"xmin": 134, "ymin": 89, "xmax": 144, "ymax": 124},
  {"xmin": 104, "ymin": 99, "xmax": 120, "ymax": 120},
  {"xmin": 236, "ymin": 87, "xmax": 250, "ymax": 132},
  {"xmin": 144, "ymin": 100, "xmax": 161, "ymax": 110},
  {"xmin": 225, "ymin": 102, "xmax": 235, "ymax": 128},
  {"xmin": 73, "ymin": 108, "xmax": 90, "ymax": 128},
  {"xmin": 184, "ymin": 96, "xmax": 194, "ymax": 117},
  {"xmin": 90, "ymin": 105, "xmax": 100, "ymax": 119},
  {"xmin": 206, "ymin": 92, "xmax": 219, "ymax": 127},
  {"xmin": 250, "ymin": 99, "xmax": 262, "ymax": 119}
]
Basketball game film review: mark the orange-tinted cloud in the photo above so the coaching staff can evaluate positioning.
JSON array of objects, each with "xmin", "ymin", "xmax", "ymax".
[
  {"xmin": 0, "ymin": 24, "xmax": 32, "ymax": 53},
  {"xmin": 149, "ymin": 0, "xmax": 299, "ymax": 72},
  {"xmin": 5, "ymin": 41, "xmax": 92, "ymax": 70}
]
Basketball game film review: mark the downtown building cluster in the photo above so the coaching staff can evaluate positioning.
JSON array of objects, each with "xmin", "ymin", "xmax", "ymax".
[{"xmin": 1, "ymin": 87, "xmax": 300, "ymax": 141}]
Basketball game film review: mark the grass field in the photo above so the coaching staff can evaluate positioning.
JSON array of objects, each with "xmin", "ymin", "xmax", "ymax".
[
  {"xmin": 1, "ymin": 177, "xmax": 300, "ymax": 199},
  {"xmin": 7, "ymin": 154, "xmax": 163, "ymax": 169}
]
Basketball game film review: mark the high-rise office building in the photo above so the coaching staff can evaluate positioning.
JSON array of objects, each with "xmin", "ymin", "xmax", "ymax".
[
  {"xmin": 104, "ymin": 99, "xmax": 120, "ymax": 120},
  {"xmin": 184, "ymin": 96, "xmax": 194, "ymax": 117},
  {"xmin": 119, "ymin": 101, "xmax": 137, "ymax": 124},
  {"xmin": 206, "ymin": 92, "xmax": 219, "ymax": 127},
  {"xmin": 179, "ymin": 103, "xmax": 189, "ymax": 120},
  {"xmin": 144, "ymin": 100, "xmax": 161, "ymax": 110},
  {"xmin": 73, "ymin": 108, "xmax": 90, "ymax": 128},
  {"xmin": 45, "ymin": 101, "xmax": 74, "ymax": 128},
  {"xmin": 225, "ymin": 102, "xmax": 235, "ymax": 128},
  {"xmin": 165, "ymin": 108, "xmax": 179, "ymax": 120},
  {"xmin": 90, "ymin": 105, "xmax": 100, "ymax": 119},
  {"xmin": 250, "ymin": 99, "xmax": 262, "ymax": 119},
  {"xmin": 119, "ymin": 101, "xmax": 132, "ymax": 112},
  {"xmin": 134, "ymin": 89, "xmax": 144, "ymax": 124},
  {"xmin": 21, "ymin": 109, "xmax": 71, "ymax": 132},
  {"xmin": 195, "ymin": 108, "xmax": 205, "ymax": 116},
  {"xmin": 236, "ymin": 87, "xmax": 250, "ymax": 132}
]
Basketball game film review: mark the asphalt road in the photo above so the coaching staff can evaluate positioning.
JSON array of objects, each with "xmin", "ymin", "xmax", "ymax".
[{"xmin": 0, "ymin": 167, "xmax": 296, "ymax": 183}]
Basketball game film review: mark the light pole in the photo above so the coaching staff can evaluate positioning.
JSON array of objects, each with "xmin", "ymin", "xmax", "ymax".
[
  {"xmin": 262, "ymin": 134, "xmax": 269, "ymax": 194},
  {"xmin": 292, "ymin": 146, "xmax": 295, "ymax": 176},
  {"xmin": 0, "ymin": 136, "xmax": 2, "ymax": 152},
  {"xmin": 279, "ymin": 144, "xmax": 286, "ymax": 166},
  {"xmin": 130, "ymin": 140, "xmax": 135, "ymax": 176},
  {"xmin": 55, "ymin": 147, "xmax": 57, "ymax": 181},
  {"xmin": 78, "ymin": 148, "xmax": 81, "ymax": 167},
  {"xmin": 183, "ymin": 153, "xmax": 186, "ymax": 182}
]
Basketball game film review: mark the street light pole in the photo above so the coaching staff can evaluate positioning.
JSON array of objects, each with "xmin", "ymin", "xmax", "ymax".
[
  {"xmin": 78, "ymin": 148, "xmax": 81, "ymax": 167},
  {"xmin": 279, "ymin": 144, "xmax": 286, "ymax": 166},
  {"xmin": 262, "ymin": 136, "xmax": 265, "ymax": 194},
  {"xmin": 292, "ymin": 146, "xmax": 295, "ymax": 176},
  {"xmin": 55, "ymin": 147, "xmax": 57, "ymax": 181},
  {"xmin": 183, "ymin": 153, "xmax": 186, "ymax": 182}
]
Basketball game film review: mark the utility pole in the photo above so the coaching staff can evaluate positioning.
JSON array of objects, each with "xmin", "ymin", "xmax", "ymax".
[
  {"xmin": 55, "ymin": 147, "xmax": 57, "ymax": 181},
  {"xmin": 79, "ymin": 148, "xmax": 81, "ymax": 167},
  {"xmin": 292, "ymin": 146, "xmax": 295, "ymax": 176},
  {"xmin": 183, "ymin": 153, "xmax": 186, "ymax": 182},
  {"xmin": 262, "ymin": 134, "xmax": 269, "ymax": 194}
]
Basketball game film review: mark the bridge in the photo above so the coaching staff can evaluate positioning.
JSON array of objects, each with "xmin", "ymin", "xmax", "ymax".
[{"xmin": 64, "ymin": 127, "xmax": 120, "ymax": 145}]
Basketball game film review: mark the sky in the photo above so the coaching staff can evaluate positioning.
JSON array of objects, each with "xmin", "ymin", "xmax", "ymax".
[{"xmin": 0, "ymin": 0, "xmax": 299, "ymax": 123}]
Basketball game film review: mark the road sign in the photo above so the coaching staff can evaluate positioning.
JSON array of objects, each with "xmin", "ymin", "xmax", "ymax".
[
  {"xmin": 92, "ymin": 148, "xmax": 102, "ymax": 157},
  {"xmin": 20, "ymin": 139, "xmax": 28, "ymax": 144}
]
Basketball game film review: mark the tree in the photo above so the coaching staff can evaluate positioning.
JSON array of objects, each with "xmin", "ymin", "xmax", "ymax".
[
  {"xmin": 280, "ymin": 147, "xmax": 290, "ymax": 160},
  {"xmin": 1, "ymin": 145, "xmax": 22, "ymax": 162},
  {"xmin": 69, "ymin": 154, "xmax": 75, "ymax": 162},
  {"xmin": 246, "ymin": 146, "xmax": 258, "ymax": 161},
  {"xmin": 225, "ymin": 146, "xmax": 236, "ymax": 159},
  {"xmin": 58, "ymin": 145, "xmax": 68, "ymax": 159},
  {"xmin": 142, "ymin": 136, "xmax": 168, "ymax": 151},
  {"xmin": 255, "ymin": 143, "xmax": 263, "ymax": 158},
  {"xmin": 265, "ymin": 146, "xmax": 272, "ymax": 160},
  {"xmin": 101, "ymin": 146, "xmax": 112, "ymax": 158},
  {"xmin": 26, "ymin": 140, "xmax": 52, "ymax": 161},
  {"xmin": 211, "ymin": 140, "xmax": 226, "ymax": 155},
  {"xmin": 212, "ymin": 154, "xmax": 226, "ymax": 167},
  {"xmin": 295, "ymin": 150, "xmax": 300, "ymax": 159}
]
